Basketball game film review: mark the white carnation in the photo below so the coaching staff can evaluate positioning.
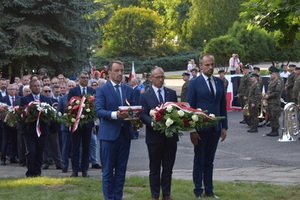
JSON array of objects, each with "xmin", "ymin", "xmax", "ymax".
[
  {"xmin": 192, "ymin": 114, "xmax": 198, "ymax": 121},
  {"xmin": 177, "ymin": 110, "xmax": 185, "ymax": 117},
  {"xmin": 209, "ymin": 113, "xmax": 215, "ymax": 118},
  {"xmin": 81, "ymin": 115, "xmax": 85, "ymax": 119},
  {"xmin": 197, "ymin": 108, "xmax": 202, "ymax": 111},
  {"xmin": 165, "ymin": 118, "xmax": 174, "ymax": 127},
  {"xmin": 149, "ymin": 110, "xmax": 155, "ymax": 116},
  {"xmin": 86, "ymin": 108, "xmax": 90, "ymax": 113},
  {"xmin": 58, "ymin": 112, "xmax": 62, "ymax": 117},
  {"xmin": 166, "ymin": 105, "xmax": 173, "ymax": 113},
  {"xmin": 82, "ymin": 104, "xmax": 85, "ymax": 107},
  {"xmin": 68, "ymin": 106, "xmax": 72, "ymax": 110},
  {"xmin": 76, "ymin": 100, "xmax": 80, "ymax": 104},
  {"xmin": 71, "ymin": 118, "xmax": 76, "ymax": 122}
]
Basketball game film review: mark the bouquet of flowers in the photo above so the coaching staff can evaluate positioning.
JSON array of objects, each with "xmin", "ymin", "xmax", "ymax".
[
  {"xmin": 22, "ymin": 101, "xmax": 58, "ymax": 124},
  {"xmin": 61, "ymin": 94, "xmax": 96, "ymax": 132},
  {"xmin": 4, "ymin": 106, "xmax": 24, "ymax": 127},
  {"xmin": 150, "ymin": 102, "xmax": 225, "ymax": 138},
  {"xmin": 0, "ymin": 102, "xmax": 9, "ymax": 120}
]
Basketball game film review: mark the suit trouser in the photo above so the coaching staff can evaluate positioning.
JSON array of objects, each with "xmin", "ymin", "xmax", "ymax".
[
  {"xmin": 193, "ymin": 128, "xmax": 220, "ymax": 196},
  {"xmin": 147, "ymin": 140, "xmax": 177, "ymax": 198},
  {"xmin": 71, "ymin": 126, "xmax": 92, "ymax": 174},
  {"xmin": 43, "ymin": 132, "xmax": 63, "ymax": 168},
  {"xmin": 1, "ymin": 125, "xmax": 18, "ymax": 162},
  {"xmin": 61, "ymin": 130, "xmax": 72, "ymax": 170},
  {"xmin": 23, "ymin": 134, "xmax": 47, "ymax": 177},
  {"xmin": 100, "ymin": 129, "xmax": 131, "ymax": 200}
]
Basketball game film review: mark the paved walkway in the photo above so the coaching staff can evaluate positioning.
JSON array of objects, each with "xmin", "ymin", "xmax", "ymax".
[{"xmin": 1, "ymin": 164, "xmax": 300, "ymax": 186}]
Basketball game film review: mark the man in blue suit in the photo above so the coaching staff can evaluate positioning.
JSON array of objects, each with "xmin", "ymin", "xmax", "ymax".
[
  {"xmin": 140, "ymin": 67, "xmax": 178, "ymax": 200},
  {"xmin": 0, "ymin": 84, "xmax": 20, "ymax": 165},
  {"xmin": 187, "ymin": 54, "xmax": 228, "ymax": 199},
  {"xmin": 95, "ymin": 60, "xmax": 135, "ymax": 200},
  {"xmin": 68, "ymin": 71, "xmax": 96, "ymax": 177},
  {"xmin": 20, "ymin": 79, "xmax": 52, "ymax": 177}
]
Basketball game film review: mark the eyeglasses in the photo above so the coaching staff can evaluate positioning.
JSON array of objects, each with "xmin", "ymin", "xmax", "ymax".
[
  {"xmin": 80, "ymin": 77, "xmax": 89, "ymax": 79},
  {"xmin": 92, "ymin": 84, "xmax": 98, "ymax": 87},
  {"xmin": 153, "ymin": 76, "xmax": 165, "ymax": 80},
  {"xmin": 43, "ymin": 90, "xmax": 51, "ymax": 93}
]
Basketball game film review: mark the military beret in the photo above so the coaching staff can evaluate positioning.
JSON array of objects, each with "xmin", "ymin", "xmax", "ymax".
[
  {"xmin": 218, "ymin": 70, "xmax": 225, "ymax": 74},
  {"xmin": 289, "ymin": 64, "xmax": 296, "ymax": 68},
  {"xmin": 182, "ymin": 72, "xmax": 190, "ymax": 76},
  {"xmin": 251, "ymin": 73, "xmax": 259, "ymax": 78},
  {"xmin": 253, "ymin": 66, "xmax": 260, "ymax": 71},
  {"xmin": 269, "ymin": 67, "xmax": 279, "ymax": 73}
]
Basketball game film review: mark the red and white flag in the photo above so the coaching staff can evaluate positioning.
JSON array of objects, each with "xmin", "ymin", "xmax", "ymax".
[{"xmin": 130, "ymin": 61, "xmax": 136, "ymax": 81}]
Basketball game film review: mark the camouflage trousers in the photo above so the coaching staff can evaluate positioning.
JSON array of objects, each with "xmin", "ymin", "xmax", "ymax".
[
  {"xmin": 249, "ymin": 106, "xmax": 259, "ymax": 128},
  {"xmin": 267, "ymin": 103, "xmax": 281, "ymax": 131},
  {"xmin": 286, "ymin": 89, "xmax": 294, "ymax": 103}
]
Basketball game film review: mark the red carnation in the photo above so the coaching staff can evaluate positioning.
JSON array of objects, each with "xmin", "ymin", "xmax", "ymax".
[
  {"xmin": 155, "ymin": 112, "xmax": 163, "ymax": 122},
  {"xmin": 183, "ymin": 118, "xmax": 189, "ymax": 127}
]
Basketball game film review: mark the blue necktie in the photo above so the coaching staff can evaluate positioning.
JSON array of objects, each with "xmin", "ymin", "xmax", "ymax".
[
  {"xmin": 158, "ymin": 89, "xmax": 164, "ymax": 104},
  {"xmin": 115, "ymin": 85, "xmax": 122, "ymax": 105},
  {"xmin": 82, "ymin": 87, "xmax": 86, "ymax": 95}
]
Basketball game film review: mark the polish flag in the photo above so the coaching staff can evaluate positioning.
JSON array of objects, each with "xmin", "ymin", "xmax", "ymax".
[{"xmin": 130, "ymin": 61, "xmax": 136, "ymax": 81}]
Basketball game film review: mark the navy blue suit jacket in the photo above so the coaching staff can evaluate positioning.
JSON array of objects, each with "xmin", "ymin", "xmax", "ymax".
[
  {"xmin": 0, "ymin": 95, "xmax": 20, "ymax": 106},
  {"xmin": 95, "ymin": 81, "xmax": 135, "ymax": 141},
  {"xmin": 68, "ymin": 85, "xmax": 96, "ymax": 128},
  {"xmin": 20, "ymin": 94, "xmax": 52, "ymax": 135},
  {"xmin": 140, "ymin": 87, "xmax": 178, "ymax": 144},
  {"xmin": 187, "ymin": 75, "xmax": 228, "ymax": 132},
  {"xmin": 57, "ymin": 95, "xmax": 69, "ymax": 132}
]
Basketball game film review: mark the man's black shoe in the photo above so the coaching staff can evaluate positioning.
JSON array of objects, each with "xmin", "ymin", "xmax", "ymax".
[
  {"xmin": 82, "ymin": 172, "xmax": 90, "ymax": 177},
  {"xmin": 62, "ymin": 169, "xmax": 68, "ymax": 173},
  {"xmin": 42, "ymin": 164, "xmax": 49, "ymax": 170},
  {"xmin": 239, "ymin": 120, "xmax": 246, "ymax": 124},
  {"xmin": 70, "ymin": 172, "xmax": 78, "ymax": 177},
  {"xmin": 1, "ymin": 160, "xmax": 6, "ymax": 166},
  {"xmin": 204, "ymin": 193, "xmax": 219, "ymax": 199},
  {"xmin": 92, "ymin": 164, "xmax": 102, "ymax": 169},
  {"xmin": 267, "ymin": 131, "xmax": 279, "ymax": 137},
  {"xmin": 56, "ymin": 166, "xmax": 63, "ymax": 170},
  {"xmin": 249, "ymin": 128, "xmax": 258, "ymax": 133},
  {"xmin": 10, "ymin": 158, "xmax": 19, "ymax": 163}
]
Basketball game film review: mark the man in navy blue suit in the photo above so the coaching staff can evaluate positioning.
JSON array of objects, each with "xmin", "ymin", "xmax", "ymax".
[
  {"xmin": 95, "ymin": 60, "xmax": 135, "ymax": 200},
  {"xmin": 68, "ymin": 71, "xmax": 96, "ymax": 177},
  {"xmin": 20, "ymin": 79, "xmax": 52, "ymax": 177},
  {"xmin": 187, "ymin": 54, "xmax": 228, "ymax": 199},
  {"xmin": 140, "ymin": 67, "xmax": 178, "ymax": 200},
  {"xmin": 0, "ymin": 84, "xmax": 20, "ymax": 165}
]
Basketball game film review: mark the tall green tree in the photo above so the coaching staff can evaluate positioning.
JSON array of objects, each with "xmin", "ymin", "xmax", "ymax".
[
  {"xmin": 183, "ymin": 0, "xmax": 242, "ymax": 48},
  {"xmin": 241, "ymin": 0, "xmax": 300, "ymax": 47},
  {"xmin": 101, "ymin": 6, "xmax": 164, "ymax": 57},
  {"xmin": 0, "ymin": 0, "xmax": 99, "ymax": 78}
]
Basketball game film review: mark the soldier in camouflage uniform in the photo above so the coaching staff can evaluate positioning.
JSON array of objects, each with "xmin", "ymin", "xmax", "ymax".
[
  {"xmin": 264, "ymin": 67, "xmax": 282, "ymax": 137},
  {"xmin": 253, "ymin": 66, "xmax": 263, "ymax": 92},
  {"xmin": 143, "ymin": 73, "xmax": 152, "ymax": 91},
  {"xmin": 292, "ymin": 66, "xmax": 300, "ymax": 104},
  {"xmin": 218, "ymin": 70, "xmax": 228, "ymax": 92},
  {"xmin": 181, "ymin": 72, "xmax": 190, "ymax": 102},
  {"xmin": 285, "ymin": 64, "xmax": 297, "ymax": 103},
  {"xmin": 238, "ymin": 65, "xmax": 252, "ymax": 124},
  {"xmin": 247, "ymin": 73, "xmax": 262, "ymax": 133}
]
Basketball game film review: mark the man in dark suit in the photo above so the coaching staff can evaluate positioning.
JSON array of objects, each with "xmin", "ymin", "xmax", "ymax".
[
  {"xmin": 187, "ymin": 54, "xmax": 228, "ymax": 199},
  {"xmin": 20, "ymin": 79, "xmax": 52, "ymax": 177},
  {"xmin": 140, "ymin": 67, "xmax": 178, "ymax": 200},
  {"xmin": 0, "ymin": 84, "xmax": 20, "ymax": 165},
  {"xmin": 68, "ymin": 71, "xmax": 96, "ymax": 177},
  {"xmin": 95, "ymin": 60, "xmax": 135, "ymax": 200},
  {"xmin": 129, "ymin": 77, "xmax": 141, "ymax": 139}
]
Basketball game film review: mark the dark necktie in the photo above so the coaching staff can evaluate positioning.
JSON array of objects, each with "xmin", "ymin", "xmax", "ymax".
[
  {"xmin": 208, "ymin": 77, "xmax": 215, "ymax": 98},
  {"xmin": 115, "ymin": 85, "xmax": 122, "ymax": 105},
  {"xmin": 82, "ymin": 87, "xmax": 86, "ymax": 95},
  {"xmin": 12, "ymin": 97, "xmax": 15, "ymax": 106},
  {"xmin": 158, "ymin": 89, "xmax": 164, "ymax": 104}
]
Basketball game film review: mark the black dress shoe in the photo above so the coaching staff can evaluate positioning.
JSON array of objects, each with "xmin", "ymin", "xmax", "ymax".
[
  {"xmin": 10, "ymin": 158, "xmax": 19, "ymax": 163},
  {"xmin": 195, "ymin": 194, "xmax": 202, "ymax": 199},
  {"xmin": 267, "ymin": 131, "xmax": 279, "ymax": 137},
  {"xmin": 204, "ymin": 193, "xmax": 219, "ymax": 199},
  {"xmin": 56, "ymin": 166, "xmax": 63, "ymax": 170},
  {"xmin": 82, "ymin": 172, "xmax": 89, "ymax": 177},
  {"xmin": 62, "ymin": 168, "xmax": 68, "ymax": 173},
  {"xmin": 92, "ymin": 164, "xmax": 102, "ymax": 169},
  {"xmin": 249, "ymin": 128, "xmax": 258, "ymax": 133},
  {"xmin": 70, "ymin": 172, "xmax": 78, "ymax": 177},
  {"xmin": 239, "ymin": 120, "xmax": 246, "ymax": 124},
  {"xmin": 42, "ymin": 164, "xmax": 49, "ymax": 170},
  {"xmin": 1, "ymin": 161, "xmax": 6, "ymax": 166}
]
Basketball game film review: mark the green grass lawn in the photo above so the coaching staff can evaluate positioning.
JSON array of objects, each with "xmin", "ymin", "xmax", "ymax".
[{"xmin": 0, "ymin": 176, "xmax": 300, "ymax": 200}]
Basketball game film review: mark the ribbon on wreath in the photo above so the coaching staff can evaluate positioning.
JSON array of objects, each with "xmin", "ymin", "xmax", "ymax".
[
  {"xmin": 22, "ymin": 101, "xmax": 42, "ymax": 137},
  {"xmin": 72, "ymin": 96, "xmax": 86, "ymax": 133}
]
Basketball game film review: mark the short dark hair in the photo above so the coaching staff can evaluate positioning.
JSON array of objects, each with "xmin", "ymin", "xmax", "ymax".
[{"xmin": 108, "ymin": 60, "xmax": 124, "ymax": 71}]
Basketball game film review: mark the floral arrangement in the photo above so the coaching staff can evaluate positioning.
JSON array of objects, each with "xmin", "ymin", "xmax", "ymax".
[
  {"xmin": 22, "ymin": 101, "xmax": 57, "ymax": 124},
  {"xmin": 61, "ymin": 94, "xmax": 96, "ymax": 132},
  {"xmin": 4, "ymin": 106, "xmax": 24, "ymax": 127},
  {"xmin": 150, "ymin": 102, "xmax": 225, "ymax": 138},
  {"xmin": 0, "ymin": 102, "xmax": 9, "ymax": 120}
]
